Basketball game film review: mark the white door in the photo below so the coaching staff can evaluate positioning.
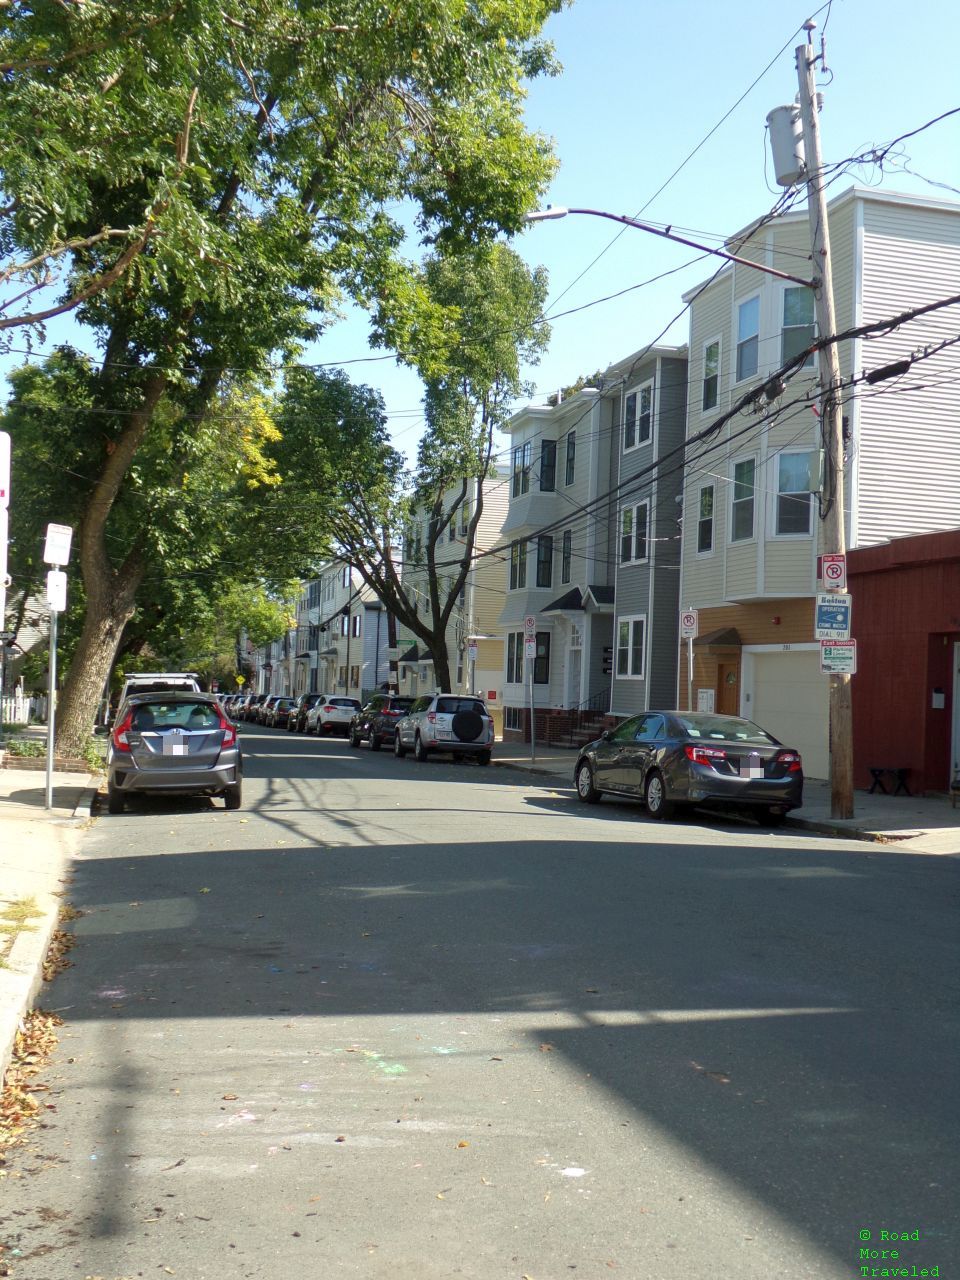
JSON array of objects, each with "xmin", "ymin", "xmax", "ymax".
[{"xmin": 748, "ymin": 649, "xmax": 830, "ymax": 779}]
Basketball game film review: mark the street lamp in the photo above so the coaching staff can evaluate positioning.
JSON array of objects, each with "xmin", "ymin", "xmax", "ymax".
[{"xmin": 526, "ymin": 206, "xmax": 815, "ymax": 288}]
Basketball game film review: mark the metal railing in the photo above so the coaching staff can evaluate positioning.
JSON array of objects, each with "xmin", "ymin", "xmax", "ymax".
[{"xmin": 541, "ymin": 686, "xmax": 611, "ymax": 749}]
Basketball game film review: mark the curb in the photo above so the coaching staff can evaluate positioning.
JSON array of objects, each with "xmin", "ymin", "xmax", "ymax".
[{"xmin": 0, "ymin": 778, "xmax": 99, "ymax": 1081}]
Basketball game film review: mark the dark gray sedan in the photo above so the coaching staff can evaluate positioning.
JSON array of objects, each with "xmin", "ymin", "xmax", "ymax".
[
  {"xmin": 573, "ymin": 711, "xmax": 803, "ymax": 824},
  {"xmin": 101, "ymin": 692, "xmax": 242, "ymax": 814}
]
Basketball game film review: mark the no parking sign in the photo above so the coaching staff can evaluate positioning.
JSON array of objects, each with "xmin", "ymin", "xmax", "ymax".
[{"xmin": 821, "ymin": 553, "xmax": 846, "ymax": 590}]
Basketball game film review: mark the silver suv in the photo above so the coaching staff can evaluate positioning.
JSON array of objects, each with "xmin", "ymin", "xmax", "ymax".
[{"xmin": 394, "ymin": 693, "xmax": 494, "ymax": 765}]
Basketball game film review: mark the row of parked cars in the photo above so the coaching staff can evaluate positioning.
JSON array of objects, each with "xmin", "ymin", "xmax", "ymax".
[{"xmin": 222, "ymin": 691, "xmax": 362, "ymax": 735}]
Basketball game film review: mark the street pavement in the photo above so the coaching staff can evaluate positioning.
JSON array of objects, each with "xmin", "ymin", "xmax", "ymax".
[{"xmin": 0, "ymin": 727, "xmax": 958, "ymax": 1278}]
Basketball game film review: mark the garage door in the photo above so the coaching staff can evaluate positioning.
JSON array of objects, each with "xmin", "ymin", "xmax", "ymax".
[{"xmin": 748, "ymin": 649, "xmax": 829, "ymax": 779}]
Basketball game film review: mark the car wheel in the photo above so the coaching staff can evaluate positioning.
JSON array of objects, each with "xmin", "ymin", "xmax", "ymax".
[
  {"xmin": 476, "ymin": 750, "xmax": 491, "ymax": 766},
  {"xmin": 575, "ymin": 760, "xmax": 601, "ymax": 804},
  {"xmin": 414, "ymin": 733, "xmax": 429, "ymax": 763},
  {"xmin": 106, "ymin": 785, "xmax": 125, "ymax": 815},
  {"xmin": 644, "ymin": 770, "xmax": 674, "ymax": 820},
  {"xmin": 764, "ymin": 808, "xmax": 787, "ymax": 827},
  {"xmin": 223, "ymin": 779, "xmax": 242, "ymax": 810},
  {"xmin": 394, "ymin": 733, "xmax": 407, "ymax": 758},
  {"xmin": 370, "ymin": 732, "xmax": 382, "ymax": 752},
  {"xmin": 349, "ymin": 728, "xmax": 361, "ymax": 748}
]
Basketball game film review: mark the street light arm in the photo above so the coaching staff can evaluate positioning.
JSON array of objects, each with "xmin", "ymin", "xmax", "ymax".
[{"xmin": 525, "ymin": 205, "xmax": 816, "ymax": 288}]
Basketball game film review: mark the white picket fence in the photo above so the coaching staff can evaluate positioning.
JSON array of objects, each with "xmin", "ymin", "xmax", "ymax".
[{"xmin": 1, "ymin": 693, "xmax": 45, "ymax": 725}]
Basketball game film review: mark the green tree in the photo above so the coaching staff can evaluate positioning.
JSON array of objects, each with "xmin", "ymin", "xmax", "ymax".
[
  {"xmin": 1, "ymin": 352, "xmax": 299, "ymax": 701},
  {"xmin": 0, "ymin": 0, "xmax": 561, "ymax": 751},
  {"xmin": 270, "ymin": 241, "xmax": 550, "ymax": 691}
]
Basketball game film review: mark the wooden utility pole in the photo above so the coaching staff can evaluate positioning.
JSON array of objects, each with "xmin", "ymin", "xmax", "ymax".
[{"xmin": 796, "ymin": 22, "xmax": 854, "ymax": 819}]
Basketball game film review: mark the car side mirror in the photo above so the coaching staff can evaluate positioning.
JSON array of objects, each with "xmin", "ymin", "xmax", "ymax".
[
  {"xmin": 93, "ymin": 724, "xmax": 111, "ymax": 736},
  {"xmin": 600, "ymin": 729, "xmax": 612, "ymax": 741}
]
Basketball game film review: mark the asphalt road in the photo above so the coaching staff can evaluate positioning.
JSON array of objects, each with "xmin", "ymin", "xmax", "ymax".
[{"xmin": 3, "ymin": 724, "xmax": 958, "ymax": 1279}]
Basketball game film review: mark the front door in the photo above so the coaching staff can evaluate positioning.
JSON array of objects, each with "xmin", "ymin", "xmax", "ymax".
[
  {"xmin": 952, "ymin": 642, "xmax": 960, "ymax": 788},
  {"xmin": 717, "ymin": 662, "xmax": 740, "ymax": 716}
]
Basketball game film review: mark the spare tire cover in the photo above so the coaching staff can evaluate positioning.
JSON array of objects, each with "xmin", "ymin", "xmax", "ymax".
[{"xmin": 452, "ymin": 709, "xmax": 483, "ymax": 742}]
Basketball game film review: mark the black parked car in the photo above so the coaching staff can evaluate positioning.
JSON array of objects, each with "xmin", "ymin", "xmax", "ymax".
[
  {"xmin": 349, "ymin": 694, "xmax": 416, "ymax": 751},
  {"xmin": 573, "ymin": 711, "xmax": 803, "ymax": 824}
]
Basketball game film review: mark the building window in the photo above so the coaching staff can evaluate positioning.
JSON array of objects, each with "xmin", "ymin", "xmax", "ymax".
[
  {"xmin": 702, "ymin": 339, "xmax": 720, "ymax": 410},
  {"xmin": 731, "ymin": 457, "xmax": 756, "ymax": 541},
  {"xmin": 697, "ymin": 483, "xmax": 715, "ymax": 553},
  {"xmin": 736, "ymin": 296, "xmax": 760, "ymax": 381},
  {"xmin": 459, "ymin": 498, "xmax": 470, "ymax": 536},
  {"xmin": 506, "ymin": 632, "xmax": 524, "ymax": 684},
  {"xmin": 350, "ymin": 665, "xmax": 360, "ymax": 689},
  {"xmin": 340, "ymin": 614, "xmax": 349, "ymax": 636},
  {"xmin": 623, "ymin": 380, "xmax": 653, "ymax": 451},
  {"xmin": 615, "ymin": 616, "xmax": 646, "ymax": 679},
  {"xmin": 534, "ymin": 632, "xmax": 550, "ymax": 684},
  {"xmin": 775, "ymin": 451, "xmax": 814, "ymax": 536},
  {"xmin": 512, "ymin": 441, "xmax": 531, "ymax": 497},
  {"xmin": 782, "ymin": 287, "xmax": 815, "ymax": 368},
  {"xmin": 561, "ymin": 530, "xmax": 572, "ymax": 583},
  {"xmin": 352, "ymin": 614, "xmax": 361, "ymax": 637},
  {"xmin": 448, "ymin": 510, "xmax": 456, "ymax": 541},
  {"xmin": 504, "ymin": 706, "xmax": 524, "ymax": 731},
  {"xmin": 509, "ymin": 540, "xmax": 527, "ymax": 590},
  {"xmin": 341, "ymin": 565, "xmax": 350, "ymax": 587},
  {"xmin": 619, "ymin": 502, "xmax": 649, "ymax": 563},
  {"xmin": 536, "ymin": 534, "xmax": 553, "ymax": 588},
  {"xmin": 565, "ymin": 431, "xmax": 576, "ymax": 485},
  {"xmin": 539, "ymin": 439, "xmax": 556, "ymax": 491}
]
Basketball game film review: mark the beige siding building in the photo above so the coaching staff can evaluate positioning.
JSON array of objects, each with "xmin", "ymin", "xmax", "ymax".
[{"xmin": 678, "ymin": 186, "xmax": 960, "ymax": 777}]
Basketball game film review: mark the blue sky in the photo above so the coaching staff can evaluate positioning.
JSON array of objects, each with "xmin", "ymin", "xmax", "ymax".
[
  {"xmin": 4, "ymin": 0, "xmax": 959, "ymax": 460},
  {"xmin": 312, "ymin": 0, "xmax": 960, "ymax": 454}
]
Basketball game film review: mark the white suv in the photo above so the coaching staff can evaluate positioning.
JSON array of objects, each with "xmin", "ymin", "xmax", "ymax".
[
  {"xmin": 119, "ymin": 672, "xmax": 202, "ymax": 703},
  {"xmin": 394, "ymin": 693, "xmax": 494, "ymax": 765}
]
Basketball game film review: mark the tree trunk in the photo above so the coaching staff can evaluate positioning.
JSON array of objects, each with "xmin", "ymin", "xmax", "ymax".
[
  {"xmin": 55, "ymin": 565, "xmax": 142, "ymax": 756},
  {"xmin": 430, "ymin": 645, "xmax": 451, "ymax": 694}
]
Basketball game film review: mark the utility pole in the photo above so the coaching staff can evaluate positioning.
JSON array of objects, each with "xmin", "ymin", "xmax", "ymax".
[{"xmin": 796, "ymin": 22, "xmax": 854, "ymax": 819}]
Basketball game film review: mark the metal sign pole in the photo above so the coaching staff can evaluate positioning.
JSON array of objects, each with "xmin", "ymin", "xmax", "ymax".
[
  {"xmin": 45, "ymin": 604, "xmax": 58, "ymax": 810},
  {"xmin": 687, "ymin": 635, "xmax": 694, "ymax": 713},
  {"xmin": 528, "ymin": 658, "xmax": 536, "ymax": 763}
]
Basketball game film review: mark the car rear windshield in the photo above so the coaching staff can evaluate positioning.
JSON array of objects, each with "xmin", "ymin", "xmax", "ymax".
[
  {"xmin": 674, "ymin": 714, "xmax": 775, "ymax": 744},
  {"xmin": 328, "ymin": 698, "xmax": 360, "ymax": 707},
  {"xmin": 131, "ymin": 701, "xmax": 222, "ymax": 730},
  {"xmin": 391, "ymin": 698, "xmax": 415, "ymax": 711},
  {"xmin": 436, "ymin": 698, "xmax": 486, "ymax": 716}
]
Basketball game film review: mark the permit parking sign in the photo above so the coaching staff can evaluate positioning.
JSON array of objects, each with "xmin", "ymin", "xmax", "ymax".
[{"xmin": 820, "ymin": 640, "xmax": 857, "ymax": 675}]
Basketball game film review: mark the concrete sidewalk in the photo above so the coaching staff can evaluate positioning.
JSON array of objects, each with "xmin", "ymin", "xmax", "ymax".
[
  {"xmin": 493, "ymin": 745, "xmax": 960, "ymax": 854},
  {"xmin": 0, "ymin": 766, "xmax": 99, "ymax": 1078}
]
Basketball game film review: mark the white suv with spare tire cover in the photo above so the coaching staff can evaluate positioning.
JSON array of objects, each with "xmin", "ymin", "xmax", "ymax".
[{"xmin": 394, "ymin": 693, "xmax": 494, "ymax": 765}]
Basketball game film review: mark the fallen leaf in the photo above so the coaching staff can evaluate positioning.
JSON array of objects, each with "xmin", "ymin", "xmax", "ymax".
[
  {"xmin": 335, "ymin": 1135, "xmax": 346, "ymax": 1143},
  {"xmin": 222, "ymin": 1093, "xmax": 238, "ymax": 1101},
  {"xmin": 489, "ymin": 1056, "xmax": 503, "ymax": 1062},
  {"xmin": 239, "ymin": 818, "xmax": 248, "ymax": 823},
  {"xmin": 198, "ymin": 888, "xmax": 211, "ymax": 894},
  {"xmin": 690, "ymin": 1060, "xmax": 730, "ymax": 1084},
  {"xmin": 456, "ymin": 1140, "xmax": 469, "ymax": 1149},
  {"xmin": 539, "ymin": 1043, "xmax": 554, "ymax": 1052}
]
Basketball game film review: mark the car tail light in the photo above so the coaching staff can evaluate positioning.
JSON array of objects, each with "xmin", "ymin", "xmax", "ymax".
[
  {"xmin": 217, "ymin": 713, "xmax": 237, "ymax": 748},
  {"xmin": 323, "ymin": 704, "xmax": 336, "ymax": 712},
  {"xmin": 426, "ymin": 712, "xmax": 437, "ymax": 723},
  {"xmin": 384, "ymin": 708, "xmax": 401, "ymax": 717},
  {"xmin": 684, "ymin": 744, "xmax": 727, "ymax": 767},
  {"xmin": 112, "ymin": 709, "xmax": 135, "ymax": 752},
  {"xmin": 775, "ymin": 750, "xmax": 802, "ymax": 773}
]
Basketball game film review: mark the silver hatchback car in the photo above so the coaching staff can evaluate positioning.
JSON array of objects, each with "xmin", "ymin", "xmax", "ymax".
[
  {"xmin": 394, "ymin": 693, "xmax": 494, "ymax": 765},
  {"xmin": 101, "ymin": 692, "xmax": 242, "ymax": 814}
]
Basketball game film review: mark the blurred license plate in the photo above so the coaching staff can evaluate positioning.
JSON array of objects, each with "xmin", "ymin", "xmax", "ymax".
[
  {"xmin": 739, "ymin": 752, "xmax": 763, "ymax": 778},
  {"xmin": 436, "ymin": 730, "xmax": 453, "ymax": 740},
  {"xmin": 163, "ymin": 735, "xmax": 188, "ymax": 756}
]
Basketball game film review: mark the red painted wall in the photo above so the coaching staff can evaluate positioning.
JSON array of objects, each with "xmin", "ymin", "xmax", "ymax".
[{"xmin": 848, "ymin": 530, "xmax": 960, "ymax": 793}]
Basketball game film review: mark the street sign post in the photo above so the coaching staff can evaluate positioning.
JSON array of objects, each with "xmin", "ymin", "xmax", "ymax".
[
  {"xmin": 820, "ymin": 553, "xmax": 847, "ymax": 591},
  {"xmin": 815, "ymin": 592, "xmax": 852, "ymax": 640},
  {"xmin": 679, "ymin": 609, "xmax": 698, "ymax": 711},
  {"xmin": 44, "ymin": 569, "xmax": 68, "ymax": 810},
  {"xmin": 820, "ymin": 639, "xmax": 857, "ymax": 675}
]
